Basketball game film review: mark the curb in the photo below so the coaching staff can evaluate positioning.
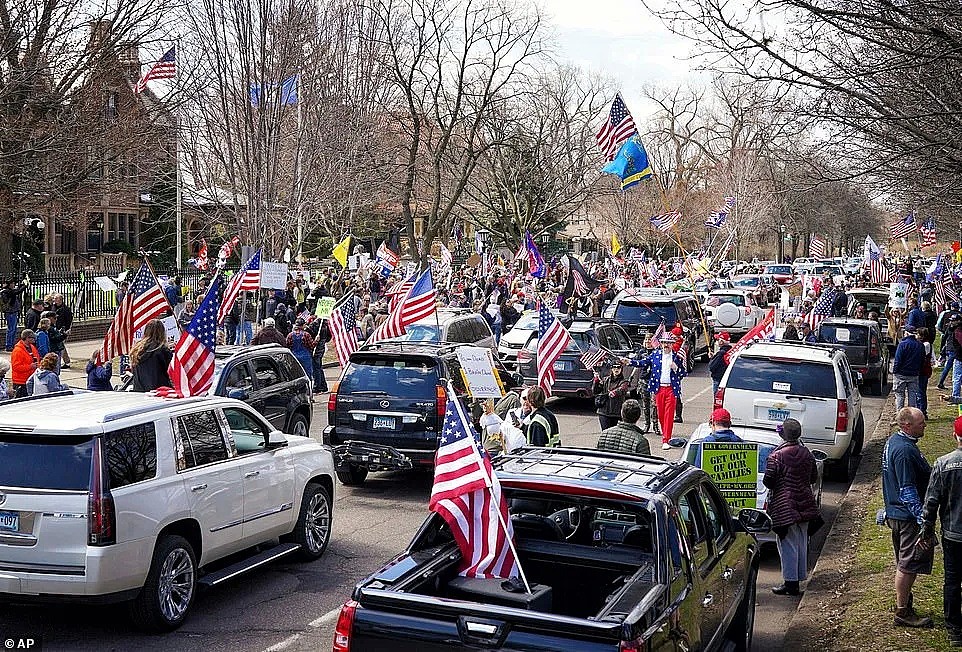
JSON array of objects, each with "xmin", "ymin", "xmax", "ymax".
[{"xmin": 782, "ymin": 393, "xmax": 897, "ymax": 649}]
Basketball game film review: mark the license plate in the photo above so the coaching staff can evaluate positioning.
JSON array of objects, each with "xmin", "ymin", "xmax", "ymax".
[
  {"xmin": 372, "ymin": 416, "xmax": 396, "ymax": 430},
  {"xmin": 553, "ymin": 361, "xmax": 570, "ymax": 371},
  {"xmin": 767, "ymin": 409, "xmax": 791, "ymax": 422},
  {"xmin": 0, "ymin": 511, "xmax": 19, "ymax": 532}
]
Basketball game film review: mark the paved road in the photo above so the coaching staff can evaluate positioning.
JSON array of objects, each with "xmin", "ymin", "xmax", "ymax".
[{"xmin": 0, "ymin": 362, "xmax": 887, "ymax": 652}]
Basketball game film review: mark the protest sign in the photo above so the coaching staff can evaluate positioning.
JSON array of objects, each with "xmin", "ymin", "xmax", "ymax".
[
  {"xmin": 315, "ymin": 297, "xmax": 336, "ymax": 319},
  {"xmin": 93, "ymin": 276, "xmax": 117, "ymax": 292},
  {"xmin": 260, "ymin": 262, "xmax": 289, "ymax": 289},
  {"xmin": 700, "ymin": 442, "xmax": 759, "ymax": 509},
  {"xmin": 888, "ymin": 282, "xmax": 908, "ymax": 309},
  {"xmin": 455, "ymin": 346, "xmax": 504, "ymax": 399}
]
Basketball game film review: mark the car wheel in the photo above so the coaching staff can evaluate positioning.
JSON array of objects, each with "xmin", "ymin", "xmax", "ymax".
[
  {"xmin": 336, "ymin": 465, "xmax": 368, "ymax": 486},
  {"xmin": 283, "ymin": 483, "xmax": 332, "ymax": 561},
  {"xmin": 129, "ymin": 535, "xmax": 197, "ymax": 632},
  {"xmin": 829, "ymin": 440, "xmax": 858, "ymax": 483},
  {"xmin": 288, "ymin": 413, "xmax": 310, "ymax": 438},
  {"xmin": 870, "ymin": 373, "xmax": 883, "ymax": 396},
  {"xmin": 726, "ymin": 563, "xmax": 758, "ymax": 652}
]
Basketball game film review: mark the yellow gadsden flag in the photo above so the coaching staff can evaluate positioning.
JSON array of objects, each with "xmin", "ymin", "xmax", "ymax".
[
  {"xmin": 332, "ymin": 236, "xmax": 351, "ymax": 268},
  {"xmin": 611, "ymin": 233, "xmax": 622, "ymax": 257}
]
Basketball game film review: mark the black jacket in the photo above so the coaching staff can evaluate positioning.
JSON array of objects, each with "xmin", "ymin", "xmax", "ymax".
[
  {"xmin": 708, "ymin": 346, "xmax": 730, "ymax": 382},
  {"xmin": 132, "ymin": 346, "xmax": 173, "ymax": 392}
]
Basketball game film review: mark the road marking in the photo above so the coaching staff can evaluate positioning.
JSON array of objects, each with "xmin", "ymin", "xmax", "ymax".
[
  {"xmin": 262, "ymin": 606, "xmax": 342, "ymax": 652},
  {"xmin": 687, "ymin": 384, "xmax": 713, "ymax": 401},
  {"xmin": 263, "ymin": 633, "xmax": 301, "ymax": 652},
  {"xmin": 309, "ymin": 606, "xmax": 343, "ymax": 628}
]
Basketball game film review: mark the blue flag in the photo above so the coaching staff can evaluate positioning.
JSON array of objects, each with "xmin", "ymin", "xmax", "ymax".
[
  {"xmin": 602, "ymin": 135, "xmax": 653, "ymax": 191},
  {"xmin": 250, "ymin": 75, "xmax": 298, "ymax": 107},
  {"xmin": 524, "ymin": 230, "xmax": 546, "ymax": 278}
]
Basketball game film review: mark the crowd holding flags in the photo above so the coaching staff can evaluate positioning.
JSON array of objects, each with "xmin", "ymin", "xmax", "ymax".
[
  {"xmin": 328, "ymin": 292, "xmax": 361, "ymax": 366},
  {"xmin": 368, "ymin": 267, "xmax": 437, "ymax": 344}
]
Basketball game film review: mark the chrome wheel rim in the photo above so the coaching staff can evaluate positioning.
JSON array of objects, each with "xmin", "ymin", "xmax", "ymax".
[
  {"xmin": 158, "ymin": 548, "xmax": 194, "ymax": 622},
  {"xmin": 292, "ymin": 419, "xmax": 308, "ymax": 438},
  {"xmin": 305, "ymin": 492, "xmax": 330, "ymax": 553}
]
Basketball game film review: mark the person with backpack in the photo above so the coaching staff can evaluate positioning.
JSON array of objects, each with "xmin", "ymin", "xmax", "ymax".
[{"xmin": 1, "ymin": 278, "xmax": 25, "ymax": 352}]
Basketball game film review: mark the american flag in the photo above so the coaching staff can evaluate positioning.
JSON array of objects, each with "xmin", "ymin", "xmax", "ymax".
[
  {"xmin": 804, "ymin": 287, "xmax": 837, "ymax": 329},
  {"xmin": 580, "ymin": 344, "xmax": 608, "ymax": 369},
  {"xmin": 705, "ymin": 211, "xmax": 727, "ymax": 229},
  {"xmin": 329, "ymin": 293, "xmax": 360, "ymax": 366},
  {"xmin": 650, "ymin": 212, "xmax": 681, "ymax": 233},
  {"xmin": 809, "ymin": 233, "xmax": 827, "ymax": 259},
  {"xmin": 97, "ymin": 263, "xmax": 169, "ymax": 363},
  {"xmin": 935, "ymin": 271, "xmax": 959, "ymax": 312},
  {"xmin": 865, "ymin": 236, "xmax": 894, "ymax": 285},
  {"xmin": 537, "ymin": 302, "xmax": 574, "ymax": 395},
  {"xmin": 429, "ymin": 394, "xmax": 518, "ymax": 579},
  {"xmin": 595, "ymin": 94, "xmax": 637, "ymax": 162},
  {"xmin": 369, "ymin": 267, "xmax": 437, "ymax": 343},
  {"xmin": 217, "ymin": 249, "xmax": 261, "ymax": 324},
  {"xmin": 195, "ymin": 239, "xmax": 209, "ymax": 271},
  {"xmin": 166, "ymin": 277, "xmax": 220, "ymax": 397},
  {"xmin": 920, "ymin": 218, "xmax": 937, "ymax": 247},
  {"xmin": 217, "ymin": 236, "xmax": 241, "ymax": 269},
  {"xmin": 724, "ymin": 196, "xmax": 736, "ymax": 210},
  {"xmin": 438, "ymin": 242, "xmax": 453, "ymax": 271},
  {"xmin": 649, "ymin": 320, "xmax": 666, "ymax": 347},
  {"xmin": 890, "ymin": 212, "xmax": 917, "ymax": 239},
  {"xmin": 134, "ymin": 46, "xmax": 176, "ymax": 94},
  {"xmin": 386, "ymin": 273, "xmax": 416, "ymax": 311},
  {"xmin": 725, "ymin": 308, "xmax": 775, "ymax": 363}
]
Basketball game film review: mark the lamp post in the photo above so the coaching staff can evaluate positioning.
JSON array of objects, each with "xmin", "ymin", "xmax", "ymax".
[
  {"xmin": 778, "ymin": 224, "xmax": 786, "ymax": 263},
  {"xmin": 18, "ymin": 217, "xmax": 45, "ymax": 278}
]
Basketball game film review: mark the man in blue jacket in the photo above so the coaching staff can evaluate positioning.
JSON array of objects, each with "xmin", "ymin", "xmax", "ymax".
[
  {"xmin": 892, "ymin": 327, "xmax": 925, "ymax": 410},
  {"xmin": 882, "ymin": 407, "xmax": 933, "ymax": 628},
  {"xmin": 625, "ymin": 334, "xmax": 685, "ymax": 451}
]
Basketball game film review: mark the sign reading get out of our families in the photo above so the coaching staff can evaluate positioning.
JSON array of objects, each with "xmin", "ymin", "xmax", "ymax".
[{"xmin": 700, "ymin": 442, "xmax": 759, "ymax": 509}]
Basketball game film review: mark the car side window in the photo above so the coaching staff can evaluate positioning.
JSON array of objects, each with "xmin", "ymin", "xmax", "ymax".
[
  {"xmin": 102, "ymin": 422, "xmax": 157, "ymax": 489},
  {"xmin": 175, "ymin": 410, "xmax": 229, "ymax": 470},
  {"xmin": 447, "ymin": 320, "xmax": 467, "ymax": 343},
  {"xmin": 273, "ymin": 352, "xmax": 301, "ymax": 380},
  {"xmin": 222, "ymin": 407, "xmax": 269, "ymax": 454},
  {"xmin": 253, "ymin": 357, "xmax": 281, "ymax": 389},
  {"xmin": 677, "ymin": 490, "xmax": 711, "ymax": 574},
  {"xmin": 474, "ymin": 316, "xmax": 492, "ymax": 340},
  {"xmin": 699, "ymin": 482, "xmax": 733, "ymax": 549},
  {"xmin": 838, "ymin": 358, "xmax": 852, "ymax": 397},
  {"xmin": 224, "ymin": 362, "xmax": 254, "ymax": 393}
]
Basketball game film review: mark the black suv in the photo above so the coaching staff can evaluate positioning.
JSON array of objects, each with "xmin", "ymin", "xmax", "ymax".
[
  {"xmin": 602, "ymin": 290, "xmax": 711, "ymax": 367},
  {"xmin": 324, "ymin": 342, "xmax": 520, "ymax": 486},
  {"xmin": 119, "ymin": 344, "xmax": 314, "ymax": 437},
  {"xmin": 816, "ymin": 317, "xmax": 889, "ymax": 396}
]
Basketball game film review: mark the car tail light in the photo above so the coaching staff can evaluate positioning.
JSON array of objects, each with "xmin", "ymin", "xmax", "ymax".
[
  {"xmin": 619, "ymin": 638, "xmax": 649, "ymax": 652},
  {"xmin": 516, "ymin": 348, "xmax": 532, "ymax": 363},
  {"xmin": 835, "ymin": 399, "xmax": 848, "ymax": 433},
  {"xmin": 714, "ymin": 387, "xmax": 725, "ymax": 409},
  {"xmin": 436, "ymin": 384, "xmax": 447, "ymax": 420},
  {"xmin": 88, "ymin": 438, "xmax": 116, "ymax": 546},
  {"xmin": 333, "ymin": 599, "xmax": 358, "ymax": 652},
  {"xmin": 328, "ymin": 381, "xmax": 339, "ymax": 412}
]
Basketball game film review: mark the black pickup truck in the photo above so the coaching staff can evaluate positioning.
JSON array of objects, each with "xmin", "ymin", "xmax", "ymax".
[{"xmin": 331, "ymin": 448, "xmax": 771, "ymax": 651}]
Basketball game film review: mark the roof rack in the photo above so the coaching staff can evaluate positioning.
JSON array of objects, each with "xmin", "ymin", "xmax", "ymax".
[
  {"xmin": 0, "ymin": 390, "xmax": 76, "ymax": 408},
  {"xmin": 102, "ymin": 396, "xmax": 209, "ymax": 423}
]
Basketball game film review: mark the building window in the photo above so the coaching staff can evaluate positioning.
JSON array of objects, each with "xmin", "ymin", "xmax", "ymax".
[{"xmin": 104, "ymin": 91, "xmax": 119, "ymax": 122}]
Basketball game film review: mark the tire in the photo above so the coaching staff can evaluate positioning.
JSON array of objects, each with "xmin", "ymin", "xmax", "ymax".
[
  {"xmin": 288, "ymin": 413, "xmax": 310, "ymax": 438},
  {"xmin": 129, "ymin": 535, "xmax": 197, "ymax": 632},
  {"xmin": 870, "ymin": 373, "xmax": 883, "ymax": 396},
  {"xmin": 726, "ymin": 564, "xmax": 758, "ymax": 652},
  {"xmin": 336, "ymin": 465, "xmax": 368, "ymax": 486},
  {"xmin": 829, "ymin": 440, "xmax": 858, "ymax": 483},
  {"xmin": 283, "ymin": 483, "xmax": 332, "ymax": 561}
]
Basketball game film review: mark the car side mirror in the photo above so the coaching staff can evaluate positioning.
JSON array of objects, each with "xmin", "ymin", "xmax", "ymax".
[
  {"xmin": 228, "ymin": 388, "xmax": 249, "ymax": 401},
  {"xmin": 266, "ymin": 430, "xmax": 288, "ymax": 448},
  {"xmin": 737, "ymin": 508, "xmax": 773, "ymax": 534}
]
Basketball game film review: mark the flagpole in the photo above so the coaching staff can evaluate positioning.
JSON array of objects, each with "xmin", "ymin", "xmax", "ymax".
[
  {"xmin": 447, "ymin": 382, "xmax": 532, "ymax": 594},
  {"xmin": 174, "ymin": 37, "xmax": 183, "ymax": 270}
]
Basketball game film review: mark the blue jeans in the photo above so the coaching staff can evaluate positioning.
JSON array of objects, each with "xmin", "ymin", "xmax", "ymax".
[
  {"xmin": 312, "ymin": 357, "xmax": 328, "ymax": 392},
  {"xmin": 939, "ymin": 351, "xmax": 957, "ymax": 388},
  {"xmin": 238, "ymin": 321, "xmax": 253, "ymax": 344},
  {"xmin": 712, "ymin": 379, "xmax": 720, "ymax": 397},
  {"xmin": 776, "ymin": 522, "xmax": 809, "ymax": 582},
  {"xmin": 954, "ymin": 359, "xmax": 962, "ymax": 399},
  {"xmin": 919, "ymin": 375, "xmax": 929, "ymax": 415},
  {"xmin": 493, "ymin": 323, "xmax": 502, "ymax": 345},
  {"xmin": 5, "ymin": 312, "xmax": 17, "ymax": 349},
  {"xmin": 893, "ymin": 374, "xmax": 919, "ymax": 410}
]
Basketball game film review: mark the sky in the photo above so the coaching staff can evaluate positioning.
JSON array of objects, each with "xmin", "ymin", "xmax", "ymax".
[{"xmin": 536, "ymin": 0, "xmax": 707, "ymax": 121}]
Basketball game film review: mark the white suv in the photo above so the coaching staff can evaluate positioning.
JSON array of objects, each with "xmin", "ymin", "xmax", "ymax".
[
  {"xmin": 0, "ymin": 392, "xmax": 335, "ymax": 631},
  {"xmin": 704, "ymin": 289, "xmax": 761, "ymax": 338},
  {"xmin": 715, "ymin": 341, "xmax": 864, "ymax": 481}
]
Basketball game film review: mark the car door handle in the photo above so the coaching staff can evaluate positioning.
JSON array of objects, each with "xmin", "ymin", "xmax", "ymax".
[
  {"xmin": 244, "ymin": 471, "xmax": 260, "ymax": 478},
  {"xmin": 702, "ymin": 593, "xmax": 714, "ymax": 607},
  {"xmin": 721, "ymin": 567, "xmax": 734, "ymax": 581},
  {"xmin": 190, "ymin": 483, "xmax": 208, "ymax": 492}
]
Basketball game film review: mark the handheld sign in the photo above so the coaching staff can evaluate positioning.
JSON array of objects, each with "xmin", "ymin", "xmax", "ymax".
[
  {"xmin": 700, "ymin": 442, "xmax": 759, "ymax": 509},
  {"xmin": 455, "ymin": 346, "xmax": 504, "ymax": 399},
  {"xmin": 888, "ymin": 282, "xmax": 908, "ymax": 310},
  {"xmin": 260, "ymin": 262, "xmax": 289, "ymax": 290},
  {"xmin": 315, "ymin": 297, "xmax": 336, "ymax": 319}
]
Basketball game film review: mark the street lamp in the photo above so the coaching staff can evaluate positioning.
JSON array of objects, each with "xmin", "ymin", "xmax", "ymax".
[{"xmin": 778, "ymin": 224, "xmax": 786, "ymax": 263}]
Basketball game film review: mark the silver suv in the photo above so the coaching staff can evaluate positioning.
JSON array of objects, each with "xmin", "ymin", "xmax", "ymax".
[{"xmin": 0, "ymin": 392, "xmax": 335, "ymax": 631}]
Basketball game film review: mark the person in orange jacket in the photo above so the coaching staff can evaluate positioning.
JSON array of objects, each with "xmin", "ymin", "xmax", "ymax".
[
  {"xmin": 10, "ymin": 328, "xmax": 41, "ymax": 398},
  {"xmin": 670, "ymin": 324, "xmax": 685, "ymax": 423}
]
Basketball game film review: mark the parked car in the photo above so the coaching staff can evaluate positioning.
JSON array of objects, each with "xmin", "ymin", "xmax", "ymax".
[
  {"xmin": 816, "ymin": 318, "xmax": 889, "ymax": 395},
  {"xmin": 846, "ymin": 287, "xmax": 896, "ymax": 351},
  {"xmin": 324, "ymin": 341, "xmax": 521, "ymax": 486},
  {"xmin": 763, "ymin": 264, "xmax": 794, "ymax": 285},
  {"xmin": 120, "ymin": 344, "xmax": 315, "ymax": 438},
  {"xmin": 396, "ymin": 308, "xmax": 496, "ymax": 354},
  {"xmin": 729, "ymin": 275, "xmax": 781, "ymax": 306},
  {"xmin": 0, "ymin": 392, "xmax": 335, "ymax": 631},
  {"xmin": 516, "ymin": 319, "xmax": 638, "ymax": 399},
  {"xmin": 715, "ymin": 340, "xmax": 865, "ymax": 481},
  {"xmin": 602, "ymin": 291, "xmax": 710, "ymax": 366},
  {"xmin": 681, "ymin": 423, "xmax": 826, "ymax": 544},
  {"xmin": 704, "ymin": 289, "xmax": 763, "ymax": 340},
  {"xmin": 333, "ymin": 447, "xmax": 771, "ymax": 651},
  {"xmin": 497, "ymin": 310, "xmax": 544, "ymax": 370}
]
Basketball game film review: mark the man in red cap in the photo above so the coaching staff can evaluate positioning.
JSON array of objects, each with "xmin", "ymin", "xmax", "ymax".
[
  {"xmin": 708, "ymin": 332, "xmax": 733, "ymax": 397},
  {"xmin": 694, "ymin": 408, "xmax": 744, "ymax": 466}
]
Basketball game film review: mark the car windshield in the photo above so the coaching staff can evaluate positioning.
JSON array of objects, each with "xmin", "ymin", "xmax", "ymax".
[
  {"xmin": 341, "ymin": 357, "xmax": 440, "ymax": 398},
  {"xmin": 731, "ymin": 277, "xmax": 760, "ymax": 288},
  {"xmin": 0, "ymin": 434, "xmax": 93, "ymax": 490},
  {"xmin": 765, "ymin": 266, "xmax": 792, "ymax": 275},
  {"xmin": 515, "ymin": 313, "xmax": 539, "ymax": 330},
  {"xmin": 818, "ymin": 325, "xmax": 870, "ymax": 346},
  {"xmin": 615, "ymin": 302, "xmax": 677, "ymax": 326},
  {"xmin": 707, "ymin": 294, "xmax": 746, "ymax": 307},
  {"xmin": 814, "ymin": 266, "xmax": 842, "ymax": 276},
  {"xmin": 726, "ymin": 358, "xmax": 838, "ymax": 399},
  {"xmin": 396, "ymin": 324, "xmax": 441, "ymax": 342}
]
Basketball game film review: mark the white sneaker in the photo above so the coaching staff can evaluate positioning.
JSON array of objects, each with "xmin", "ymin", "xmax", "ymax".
[{"xmin": 661, "ymin": 443, "xmax": 671, "ymax": 450}]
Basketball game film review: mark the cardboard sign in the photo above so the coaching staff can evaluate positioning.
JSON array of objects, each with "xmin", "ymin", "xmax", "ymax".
[
  {"xmin": 260, "ymin": 262, "xmax": 289, "ymax": 290},
  {"xmin": 315, "ymin": 297, "xmax": 336, "ymax": 319},
  {"xmin": 888, "ymin": 282, "xmax": 908, "ymax": 309},
  {"xmin": 700, "ymin": 442, "xmax": 759, "ymax": 510},
  {"xmin": 455, "ymin": 346, "xmax": 504, "ymax": 399},
  {"xmin": 93, "ymin": 276, "xmax": 117, "ymax": 292}
]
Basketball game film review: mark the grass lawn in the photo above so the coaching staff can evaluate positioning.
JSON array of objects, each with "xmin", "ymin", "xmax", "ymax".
[{"xmin": 839, "ymin": 378, "xmax": 961, "ymax": 650}]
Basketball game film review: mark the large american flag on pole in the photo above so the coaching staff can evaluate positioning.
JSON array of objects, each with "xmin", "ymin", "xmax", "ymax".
[
  {"xmin": 890, "ymin": 212, "xmax": 917, "ymax": 239},
  {"xmin": 803, "ymin": 287, "xmax": 837, "ymax": 329},
  {"xmin": 809, "ymin": 233, "xmax": 827, "ymax": 259},
  {"xmin": 650, "ymin": 212, "xmax": 681, "ymax": 233},
  {"xmin": 369, "ymin": 267, "xmax": 437, "ymax": 344},
  {"xmin": 217, "ymin": 249, "xmax": 261, "ymax": 324},
  {"xmin": 329, "ymin": 293, "xmax": 360, "ymax": 366},
  {"xmin": 595, "ymin": 94, "xmax": 637, "ymax": 162},
  {"xmin": 537, "ymin": 302, "xmax": 574, "ymax": 395},
  {"xmin": 97, "ymin": 263, "xmax": 169, "ymax": 363},
  {"xmin": 165, "ymin": 277, "xmax": 219, "ymax": 397},
  {"xmin": 429, "ymin": 393, "xmax": 519, "ymax": 579},
  {"xmin": 386, "ymin": 273, "xmax": 416, "ymax": 312},
  {"xmin": 864, "ymin": 235, "xmax": 894, "ymax": 285},
  {"xmin": 920, "ymin": 218, "xmax": 937, "ymax": 247},
  {"xmin": 134, "ymin": 46, "xmax": 176, "ymax": 94}
]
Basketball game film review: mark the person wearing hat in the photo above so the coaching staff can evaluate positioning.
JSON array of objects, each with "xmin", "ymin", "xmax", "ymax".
[
  {"xmin": 919, "ymin": 414, "xmax": 962, "ymax": 645},
  {"xmin": 708, "ymin": 332, "xmax": 732, "ymax": 397},
  {"xmin": 626, "ymin": 332, "xmax": 686, "ymax": 450},
  {"xmin": 782, "ymin": 317, "xmax": 800, "ymax": 341},
  {"xmin": 799, "ymin": 321, "xmax": 816, "ymax": 344},
  {"xmin": 251, "ymin": 317, "xmax": 286, "ymax": 347},
  {"xmin": 764, "ymin": 418, "xmax": 821, "ymax": 597},
  {"xmin": 592, "ymin": 360, "xmax": 632, "ymax": 430},
  {"xmin": 693, "ymin": 408, "xmax": 743, "ymax": 467},
  {"xmin": 893, "ymin": 326, "xmax": 925, "ymax": 411}
]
